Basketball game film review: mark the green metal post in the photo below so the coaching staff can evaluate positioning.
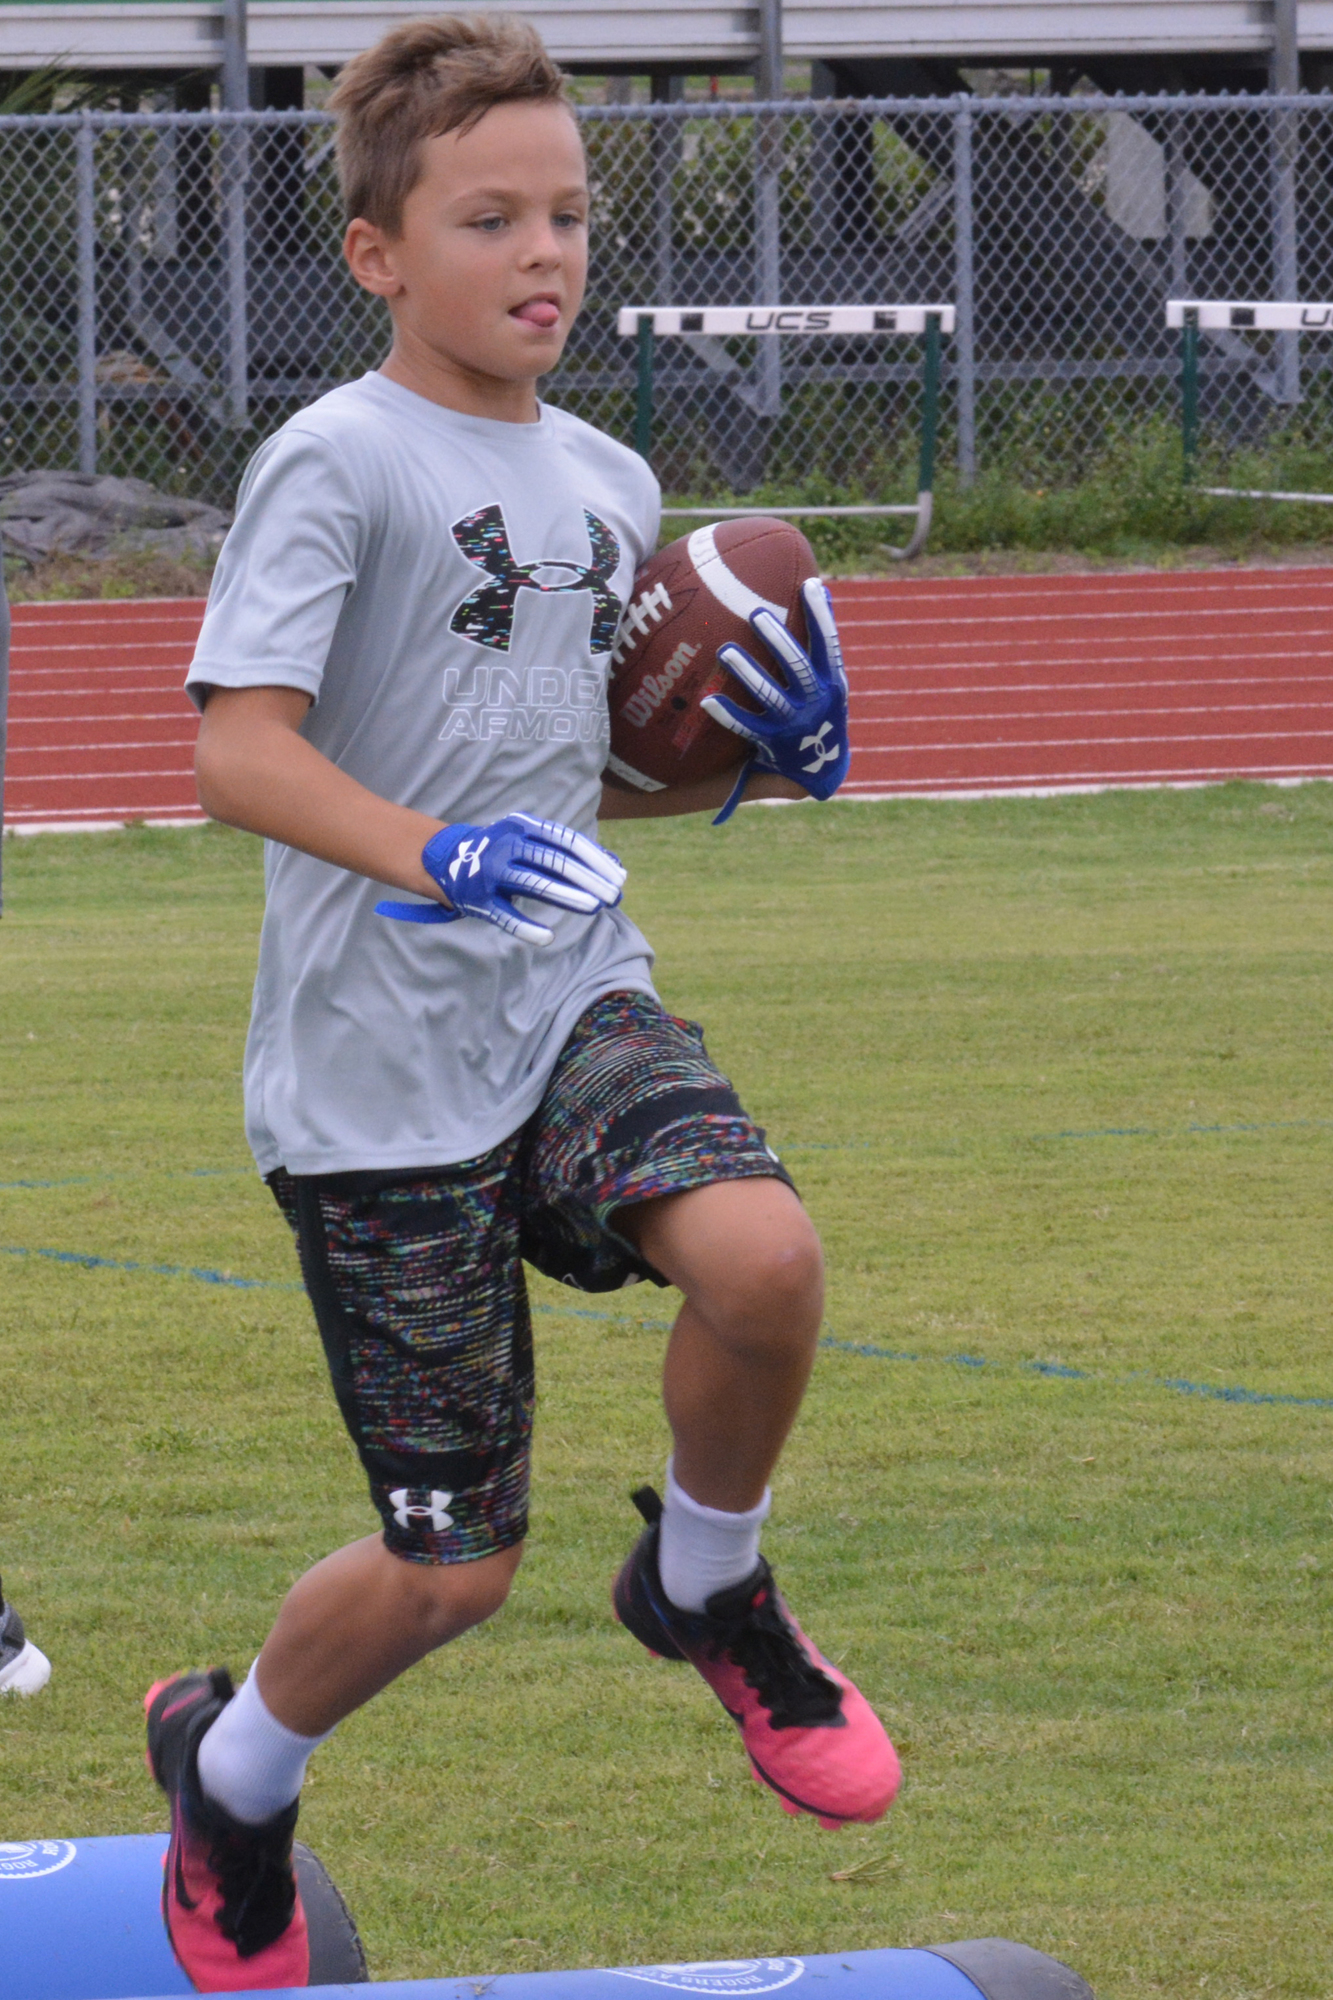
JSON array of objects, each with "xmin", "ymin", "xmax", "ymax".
[
  {"xmin": 634, "ymin": 313, "xmax": 655, "ymax": 463},
  {"xmin": 1181, "ymin": 307, "xmax": 1199, "ymax": 482},
  {"xmin": 917, "ymin": 312, "xmax": 942, "ymax": 495}
]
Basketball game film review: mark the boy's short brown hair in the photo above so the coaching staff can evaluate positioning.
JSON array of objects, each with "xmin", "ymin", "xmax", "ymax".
[{"xmin": 330, "ymin": 14, "xmax": 572, "ymax": 235}]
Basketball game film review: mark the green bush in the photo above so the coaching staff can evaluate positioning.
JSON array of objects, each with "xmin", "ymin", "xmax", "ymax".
[{"xmin": 662, "ymin": 420, "xmax": 1333, "ymax": 568}]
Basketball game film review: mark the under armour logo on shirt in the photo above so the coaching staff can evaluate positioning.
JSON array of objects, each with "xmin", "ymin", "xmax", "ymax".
[{"xmin": 449, "ymin": 503, "xmax": 623, "ymax": 654}]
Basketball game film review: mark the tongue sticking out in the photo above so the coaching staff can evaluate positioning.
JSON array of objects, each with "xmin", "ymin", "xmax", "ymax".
[{"xmin": 513, "ymin": 299, "xmax": 560, "ymax": 329}]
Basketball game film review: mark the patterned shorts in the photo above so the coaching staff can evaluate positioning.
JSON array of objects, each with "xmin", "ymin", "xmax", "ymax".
[{"xmin": 268, "ymin": 991, "xmax": 793, "ymax": 1565}]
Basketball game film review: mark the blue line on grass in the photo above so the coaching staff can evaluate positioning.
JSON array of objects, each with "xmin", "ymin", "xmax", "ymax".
[
  {"xmin": 0, "ymin": 1173, "xmax": 104, "ymax": 1190},
  {"xmin": 532, "ymin": 1301, "xmax": 673, "ymax": 1330},
  {"xmin": 0, "ymin": 1242, "xmax": 302, "ymax": 1291},
  {"xmin": 1158, "ymin": 1375, "xmax": 1333, "ymax": 1409},
  {"xmin": 0, "ymin": 1240, "xmax": 672, "ymax": 1326},
  {"xmin": 1034, "ymin": 1118, "xmax": 1333, "ymax": 1142},
  {"xmin": 0, "ymin": 1166, "xmax": 252, "ymax": 1191},
  {"xmin": 816, "ymin": 1335, "xmax": 1332, "ymax": 1407},
  {"xmin": 8, "ymin": 1237, "xmax": 1332, "ymax": 1414},
  {"xmin": 755, "ymin": 1118, "xmax": 1333, "ymax": 1149}
]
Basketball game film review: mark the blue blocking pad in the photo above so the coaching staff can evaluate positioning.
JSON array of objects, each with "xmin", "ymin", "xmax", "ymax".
[
  {"xmin": 1, "ymin": 1831, "xmax": 1074, "ymax": 2000},
  {"xmin": 0, "ymin": 1834, "xmax": 193, "ymax": 1999},
  {"xmin": 239, "ymin": 1948, "xmax": 988, "ymax": 2000}
]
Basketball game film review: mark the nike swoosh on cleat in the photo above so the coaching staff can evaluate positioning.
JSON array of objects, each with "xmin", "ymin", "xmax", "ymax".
[
  {"xmin": 160, "ymin": 1691, "xmax": 206, "ymax": 1724},
  {"xmin": 170, "ymin": 1815, "xmax": 200, "ymax": 1912},
  {"xmin": 748, "ymin": 1753, "xmax": 850, "ymax": 1823}
]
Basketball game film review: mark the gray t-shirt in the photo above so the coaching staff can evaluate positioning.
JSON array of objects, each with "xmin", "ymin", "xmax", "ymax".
[{"xmin": 187, "ymin": 372, "xmax": 661, "ymax": 1176}]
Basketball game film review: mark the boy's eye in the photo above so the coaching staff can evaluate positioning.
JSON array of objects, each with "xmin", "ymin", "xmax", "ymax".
[
  {"xmin": 554, "ymin": 211, "xmax": 587, "ymax": 231},
  {"xmin": 474, "ymin": 215, "xmax": 506, "ymax": 232}
]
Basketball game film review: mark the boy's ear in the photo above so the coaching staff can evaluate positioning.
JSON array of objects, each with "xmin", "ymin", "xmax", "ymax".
[{"xmin": 344, "ymin": 218, "xmax": 405, "ymax": 298}]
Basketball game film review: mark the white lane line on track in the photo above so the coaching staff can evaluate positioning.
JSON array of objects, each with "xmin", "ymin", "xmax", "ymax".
[
  {"xmin": 12, "ymin": 677, "xmax": 196, "ymax": 691},
  {"xmin": 10, "ymin": 744, "xmax": 197, "ymax": 756},
  {"xmin": 5, "ymin": 813, "xmax": 205, "ymax": 832},
  {"xmin": 850, "ymin": 673, "xmax": 1333, "ymax": 700},
  {"xmin": 844, "ymin": 762, "xmax": 1333, "ymax": 782},
  {"xmin": 12, "ymin": 664, "xmax": 194, "ymax": 676},
  {"xmin": 854, "ymin": 726, "xmax": 1333, "ymax": 754},
  {"xmin": 842, "ymin": 643, "xmax": 1333, "ymax": 665},
  {"xmin": 842, "ymin": 635, "xmax": 1333, "ymax": 660},
  {"xmin": 835, "ymin": 610, "xmax": 1333, "ymax": 636},
  {"xmin": 12, "ymin": 595, "xmax": 205, "ymax": 611},
  {"xmin": 851, "ymin": 705, "xmax": 1333, "ymax": 729},
  {"xmin": 10, "ymin": 641, "xmax": 199, "ymax": 656},
  {"xmin": 830, "ymin": 595, "xmax": 1333, "ymax": 616},
  {"xmin": 9, "ymin": 776, "xmax": 201, "ymax": 792},
  {"xmin": 845, "ymin": 652, "xmax": 1333, "ymax": 680},
  {"xmin": 830, "ymin": 576, "xmax": 1333, "ymax": 600},
  {"xmin": 13, "ymin": 714, "xmax": 198, "ymax": 728},
  {"xmin": 11, "ymin": 629, "xmax": 198, "ymax": 641},
  {"xmin": 838, "ymin": 773, "xmax": 1333, "ymax": 799}
]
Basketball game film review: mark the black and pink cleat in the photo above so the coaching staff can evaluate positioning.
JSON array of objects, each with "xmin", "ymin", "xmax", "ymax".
[
  {"xmin": 144, "ymin": 1668, "xmax": 309, "ymax": 1993},
  {"xmin": 613, "ymin": 1487, "xmax": 900, "ymax": 1829}
]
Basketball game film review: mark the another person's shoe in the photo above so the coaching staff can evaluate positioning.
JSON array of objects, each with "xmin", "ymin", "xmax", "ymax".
[
  {"xmin": 0, "ymin": 1581, "xmax": 51, "ymax": 1695},
  {"xmin": 613, "ymin": 1487, "xmax": 900, "ymax": 1829},
  {"xmin": 144, "ymin": 1668, "xmax": 309, "ymax": 1993}
]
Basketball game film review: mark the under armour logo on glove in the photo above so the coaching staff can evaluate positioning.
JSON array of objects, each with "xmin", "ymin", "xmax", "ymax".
[
  {"xmin": 450, "ymin": 503, "xmax": 622, "ymax": 654},
  {"xmin": 388, "ymin": 1488, "xmax": 454, "ymax": 1534},
  {"xmin": 449, "ymin": 836, "xmax": 489, "ymax": 881},
  {"xmin": 801, "ymin": 721, "xmax": 839, "ymax": 776}
]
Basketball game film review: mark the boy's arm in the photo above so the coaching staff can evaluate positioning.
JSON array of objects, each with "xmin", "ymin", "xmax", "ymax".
[
  {"xmin": 195, "ymin": 685, "xmax": 447, "ymax": 902},
  {"xmin": 599, "ymin": 769, "xmax": 805, "ymax": 820}
]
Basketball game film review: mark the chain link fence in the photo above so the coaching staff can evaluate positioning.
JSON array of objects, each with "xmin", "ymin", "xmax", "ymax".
[{"xmin": 2, "ymin": 94, "xmax": 1332, "ymax": 512}]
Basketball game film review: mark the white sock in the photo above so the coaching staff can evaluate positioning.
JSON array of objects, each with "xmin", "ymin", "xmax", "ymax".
[
  {"xmin": 658, "ymin": 1459, "xmax": 771, "ymax": 1613},
  {"xmin": 196, "ymin": 1666, "xmax": 334, "ymax": 1826}
]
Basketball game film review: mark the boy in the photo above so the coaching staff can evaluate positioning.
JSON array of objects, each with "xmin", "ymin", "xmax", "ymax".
[{"xmin": 146, "ymin": 18, "xmax": 898, "ymax": 1991}]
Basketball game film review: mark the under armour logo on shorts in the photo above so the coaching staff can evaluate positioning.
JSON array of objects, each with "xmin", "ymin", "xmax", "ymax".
[
  {"xmin": 449, "ymin": 503, "xmax": 622, "ymax": 654},
  {"xmin": 388, "ymin": 1488, "xmax": 455, "ymax": 1533}
]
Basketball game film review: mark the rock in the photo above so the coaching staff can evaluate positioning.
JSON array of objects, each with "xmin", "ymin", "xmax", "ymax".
[{"xmin": 0, "ymin": 471, "xmax": 231, "ymax": 563}]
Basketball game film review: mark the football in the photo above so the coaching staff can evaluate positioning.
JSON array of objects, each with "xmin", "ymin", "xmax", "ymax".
[{"xmin": 606, "ymin": 517, "xmax": 819, "ymax": 791}]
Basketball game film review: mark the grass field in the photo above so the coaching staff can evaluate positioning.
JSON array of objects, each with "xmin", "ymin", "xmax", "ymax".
[{"xmin": 2, "ymin": 789, "xmax": 1331, "ymax": 2000}]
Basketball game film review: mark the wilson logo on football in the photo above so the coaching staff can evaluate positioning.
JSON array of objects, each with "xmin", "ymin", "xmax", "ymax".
[
  {"xmin": 611, "ymin": 581, "xmax": 672, "ymax": 669},
  {"xmin": 620, "ymin": 640, "xmax": 700, "ymax": 728}
]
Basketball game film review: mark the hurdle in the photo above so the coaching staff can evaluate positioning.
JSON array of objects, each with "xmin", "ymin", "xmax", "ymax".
[
  {"xmin": 617, "ymin": 305, "xmax": 955, "ymax": 560},
  {"xmin": 1168, "ymin": 298, "xmax": 1333, "ymax": 502},
  {"xmin": 3, "ymin": 1830, "xmax": 1097, "ymax": 2000}
]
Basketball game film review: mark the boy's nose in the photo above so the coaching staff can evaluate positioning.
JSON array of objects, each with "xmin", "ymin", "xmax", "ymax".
[{"xmin": 523, "ymin": 227, "xmax": 563, "ymax": 264}]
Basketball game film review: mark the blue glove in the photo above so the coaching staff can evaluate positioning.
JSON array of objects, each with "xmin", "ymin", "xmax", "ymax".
[
  {"xmin": 376, "ymin": 814, "xmax": 626, "ymax": 947},
  {"xmin": 701, "ymin": 578, "xmax": 851, "ymax": 825}
]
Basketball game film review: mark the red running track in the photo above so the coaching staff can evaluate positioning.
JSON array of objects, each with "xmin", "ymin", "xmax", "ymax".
[
  {"xmin": 6, "ymin": 598, "xmax": 208, "ymax": 831},
  {"xmin": 836, "ymin": 567, "xmax": 1333, "ymax": 797},
  {"xmin": 6, "ymin": 570, "xmax": 1333, "ymax": 831}
]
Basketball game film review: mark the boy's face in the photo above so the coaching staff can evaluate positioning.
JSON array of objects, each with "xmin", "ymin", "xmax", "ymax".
[{"xmin": 347, "ymin": 99, "xmax": 589, "ymax": 404}]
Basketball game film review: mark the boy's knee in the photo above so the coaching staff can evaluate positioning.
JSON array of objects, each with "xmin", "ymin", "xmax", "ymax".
[
  {"xmin": 712, "ymin": 1210, "xmax": 824, "ymax": 1349},
  {"xmin": 385, "ymin": 1540, "xmax": 523, "ymax": 1647}
]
